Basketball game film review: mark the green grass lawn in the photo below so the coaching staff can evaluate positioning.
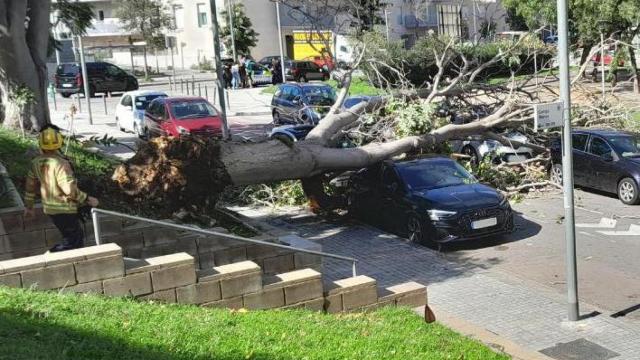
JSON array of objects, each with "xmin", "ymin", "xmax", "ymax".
[
  {"xmin": 0, "ymin": 287, "xmax": 509, "ymax": 360},
  {"xmin": 0, "ymin": 128, "xmax": 117, "ymax": 194},
  {"xmin": 261, "ymin": 77, "xmax": 384, "ymax": 96}
]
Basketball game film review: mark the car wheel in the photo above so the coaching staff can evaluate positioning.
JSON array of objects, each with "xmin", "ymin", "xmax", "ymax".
[
  {"xmin": 272, "ymin": 110, "xmax": 281, "ymax": 125},
  {"xmin": 462, "ymin": 145, "xmax": 480, "ymax": 166},
  {"xmin": 406, "ymin": 215, "xmax": 426, "ymax": 244},
  {"xmin": 89, "ymin": 85, "xmax": 96, "ymax": 98},
  {"xmin": 618, "ymin": 178, "xmax": 640, "ymax": 205},
  {"xmin": 116, "ymin": 117, "xmax": 125, "ymax": 132},
  {"xmin": 61, "ymin": 93, "xmax": 71, "ymax": 98},
  {"xmin": 550, "ymin": 163, "xmax": 563, "ymax": 186}
]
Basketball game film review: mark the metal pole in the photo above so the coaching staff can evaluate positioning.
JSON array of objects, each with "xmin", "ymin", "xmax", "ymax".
[
  {"xmin": 557, "ymin": 0, "xmax": 579, "ymax": 322},
  {"xmin": 77, "ymin": 93, "xmax": 82, "ymax": 113},
  {"xmin": 276, "ymin": 1, "xmax": 286, "ymax": 81},
  {"xmin": 384, "ymin": 7, "xmax": 390, "ymax": 42},
  {"xmin": 181, "ymin": 78, "xmax": 184, "ymax": 93},
  {"xmin": 91, "ymin": 210, "xmax": 101, "ymax": 245},
  {"xmin": 170, "ymin": 45, "xmax": 176, "ymax": 76},
  {"xmin": 192, "ymin": 78, "xmax": 195, "ymax": 94},
  {"xmin": 534, "ymin": 52, "xmax": 539, "ymax": 87},
  {"xmin": 227, "ymin": 0, "xmax": 237, "ymax": 61},
  {"xmin": 205, "ymin": 85, "xmax": 209, "ymax": 100},
  {"xmin": 601, "ymin": 31, "xmax": 606, "ymax": 102},
  {"xmin": 198, "ymin": 83, "xmax": 202, "ymax": 97},
  {"xmin": 186, "ymin": 81, "xmax": 190, "ymax": 95},
  {"xmin": 130, "ymin": 47, "xmax": 135, "ymax": 73},
  {"xmin": 226, "ymin": 88, "xmax": 231, "ymax": 110},
  {"xmin": 210, "ymin": 0, "xmax": 230, "ymax": 139},
  {"xmin": 52, "ymin": 90, "xmax": 57, "ymax": 111},
  {"xmin": 103, "ymin": 94, "xmax": 107, "ymax": 115},
  {"xmin": 78, "ymin": 36, "xmax": 93, "ymax": 125},
  {"xmin": 352, "ymin": 261, "xmax": 357, "ymax": 277}
]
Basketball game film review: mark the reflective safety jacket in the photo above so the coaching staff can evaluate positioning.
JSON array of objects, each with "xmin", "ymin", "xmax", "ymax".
[{"xmin": 24, "ymin": 153, "xmax": 87, "ymax": 214}]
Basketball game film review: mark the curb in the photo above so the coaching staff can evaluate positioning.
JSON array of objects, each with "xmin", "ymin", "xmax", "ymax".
[{"xmin": 423, "ymin": 306, "xmax": 555, "ymax": 360}]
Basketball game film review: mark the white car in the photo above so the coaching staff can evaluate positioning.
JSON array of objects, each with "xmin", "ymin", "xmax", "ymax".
[{"xmin": 115, "ymin": 90, "xmax": 167, "ymax": 138}]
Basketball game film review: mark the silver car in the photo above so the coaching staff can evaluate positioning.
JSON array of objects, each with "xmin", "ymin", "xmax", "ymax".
[{"xmin": 451, "ymin": 131, "xmax": 533, "ymax": 165}]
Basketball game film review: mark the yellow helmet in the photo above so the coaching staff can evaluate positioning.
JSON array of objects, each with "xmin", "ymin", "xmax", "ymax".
[{"xmin": 39, "ymin": 127, "xmax": 63, "ymax": 150}]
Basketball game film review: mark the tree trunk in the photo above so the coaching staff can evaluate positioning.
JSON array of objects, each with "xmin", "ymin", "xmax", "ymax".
[
  {"xmin": 579, "ymin": 43, "xmax": 593, "ymax": 78},
  {"xmin": 143, "ymin": 47, "xmax": 149, "ymax": 78},
  {"xmin": 628, "ymin": 46, "xmax": 640, "ymax": 93},
  {"xmin": 0, "ymin": 0, "xmax": 51, "ymax": 131}
]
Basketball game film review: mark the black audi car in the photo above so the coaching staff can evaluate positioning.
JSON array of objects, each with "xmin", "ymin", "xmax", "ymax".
[
  {"xmin": 348, "ymin": 156, "xmax": 514, "ymax": 245},
  {"xmin": 550, "ymin": 129, "xmax": 640, "ymax": 205}
]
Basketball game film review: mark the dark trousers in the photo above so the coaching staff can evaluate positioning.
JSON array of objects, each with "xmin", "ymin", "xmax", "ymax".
[{"xmin": 49, "ymin": 213, "xmax": 84, "ymax": 252}]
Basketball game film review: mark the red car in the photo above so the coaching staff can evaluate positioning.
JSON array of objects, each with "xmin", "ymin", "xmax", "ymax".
[
  {"xmin": 592, "ymin": 50, "xmax": 624, "ymax": 67},
  {"xmin": 143, "ymin": 97, "xmax": 222, "ymax": 138},
  {"xmin": 305, "ymin": 55, "xmax": 334, "ymax": 71}
]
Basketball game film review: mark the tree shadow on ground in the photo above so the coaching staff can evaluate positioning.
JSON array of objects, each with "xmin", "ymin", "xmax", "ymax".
[
  {"xmin": 0, "ymin": 310, "xmax": 293, "ymax": 360},
  {"xmin": 243, "ymin": 207, "xmax": 542, "ymax": 288}
]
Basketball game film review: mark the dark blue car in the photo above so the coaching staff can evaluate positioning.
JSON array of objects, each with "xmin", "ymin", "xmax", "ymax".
[
  {"xmin": 551, "ymin": 129, "xmax": 640, "ymax": 205},
  {"xmin": 271, "ymin": 83, "xmax": 336, "ymax": 125},
  {"xmin": 348, "ymin": 156, "xmax": 514, "ymax": 245}
]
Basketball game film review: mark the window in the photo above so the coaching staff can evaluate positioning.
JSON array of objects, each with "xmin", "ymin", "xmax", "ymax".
[
  {"xmin": 106, "ymin": 65, "xmax": 122, "ymax": 77},
  {"xmin": 170, "ymin": 100, "xmax": 217, "ymax": 119},
  {"xmin": 98, "ymin": 10, "xmax": 105, "ymax": 21},
  {"xmin": 289, "ymin": 87, "xmax": 302, "ymax": 101},
  {"xmin": 121, "ymin": 95, "xmax": 132, "ymax": 107},
  {"xmin": 173, "ymin": 5, "xmax": 184, "ymax": 30},
  {"xmin": 589, "ymin": 137, "xmax": 612, "ymax": 157},
  {"xmin": 197, "ymin": 3, "xmax": 208, "ymax": 27},
  {"xmin": 572, "ymin": 134, "xmax": 588, "ymax": 151},
  {"xmin": 135, "ymin": 94, "xmax": 167, "ymax": 110}
]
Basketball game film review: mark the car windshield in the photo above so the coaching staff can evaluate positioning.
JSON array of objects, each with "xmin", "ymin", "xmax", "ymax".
[
  {"xmin": 56, "ymin": 64, "xmax": 78, "ymax": 76},
  {"xmin": 170, "ymin": 101, "xmax": 217, "ymax": 119},
  {"xmin": 303, "ymin": 87, "xmax": 336, "ymax": 106},
  {"xmin": 608, "ymin": 135, "xmax": 640, "ymax": 157},
  {"xmin": 135, "ymin": 95, "xmax": 166, "ymax": 110},
  {"xmin": 398, "ymin": 160, "xmax": 477, "ymax": 190}
]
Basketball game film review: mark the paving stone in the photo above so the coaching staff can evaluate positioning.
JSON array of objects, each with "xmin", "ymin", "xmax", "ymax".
[
  {"xmin": 0, "ymin": 255, "xmax": 45, "ymax": 274},
  {"xmin": 22, "ymin": 264, "xmax": 76, "ymax": 290},
  {"xmin": 198, "ymin": 261, "xmax": 261, "ymax": 282},
  {"xmin": 0, "ymin": 272, "xmax": 21, "ymax": 287},
  {"xmin": 342, "ymin": 285, "xmax": 378, "ymax": 311},
  {"xmin": 74, "ymin": 255, "xmax": 124, "ymax": 283},
  {"xmin": 243, "ymin": 288, "xmax": 285, "ymax": 310},
  {"xmin": 151, "ymin": 264, "xmax": 196, "ymax": 291},
  {"xmin": 140, "ymin": 289, "xmax": 176, "ymax": 303},
  {"xmin": 263, "ymin": 268, "xmax": 321, "ymax": 289},
  {"xmin": 103, "ymin": 272, "xmax": 153, "ymax": 297},
  {"xmin": 176, "ymin": 281, "xmax": 221, "ymax": 304}
]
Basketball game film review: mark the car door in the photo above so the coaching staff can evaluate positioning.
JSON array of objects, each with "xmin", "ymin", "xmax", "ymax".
[
  {"xmin": 275, "ymin": 85, "xmax": 293, "ymax": 122},
  {"xmin": 158, "ymin": 104, "xmax": 174, "ymax": 136},
  {"xmin": 380, "ymin": 164, "xmax": 409, "ymax": 232},
  {"xmin": 287, "ymin": 86, "xmax": 303, "ymax": 122},
  {"xmin": 117, "ymin": 95, "xmax": 134, "ymax": 131},
  {"xmin": 307, "ymin": 62, "xmax": 323, "ymax": 80},
  {"xmin": 105, "ymin": 64, "xmax": 126, "ymax": 92},
  {"xmin": 586, "ymin": 136, "xmax": 619, "ymax": 192},
  {"xmin": 89, "ymin": 63, "xmax": 109, "ymax": 92},
  {"xmin": 571, "ymin": 133, "xmax": 590, "ymax": 186},
  {"xmin": 145, "ymin": 101, "xmax": 164, "ymax": 137}
]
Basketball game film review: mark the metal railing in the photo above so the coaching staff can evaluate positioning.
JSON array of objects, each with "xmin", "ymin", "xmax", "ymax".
[{"xmin": 91, "ymin": 208, "xmax": 358, "ymax": 277}]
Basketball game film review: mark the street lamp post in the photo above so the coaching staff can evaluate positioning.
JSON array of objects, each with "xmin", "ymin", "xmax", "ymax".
[
  {"xmin": 275, "ymin": 0, "xmax": 286, "ymax": 82},
  {"xmin": 227, "ymin": 0, "xmax": 237, "ymax": 61},
  {"xmin": 557, "ymin": 0, "xmax": 580, "ymax": 322},
  {"xmin": 209, "ymin": 0, "xmax": 230, "ymax": 139},
  {"xmin": 77, "ymin": 36, "xmax": 93, "ymax": 125}
]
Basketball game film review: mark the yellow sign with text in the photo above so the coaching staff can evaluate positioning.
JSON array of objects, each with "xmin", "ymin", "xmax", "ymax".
[{"xmin": 292, "ymin": 31, "xmax": 333, "ymax": 60}]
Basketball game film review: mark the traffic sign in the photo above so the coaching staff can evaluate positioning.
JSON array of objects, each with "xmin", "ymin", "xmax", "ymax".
[{"xmin": 533, "ymin": 101, "xmax": 564, "ymax": 131}]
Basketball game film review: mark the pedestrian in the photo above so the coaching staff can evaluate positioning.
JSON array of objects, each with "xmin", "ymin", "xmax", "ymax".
[
  {"xmin": 24, "ymin": 125, "xmax": 99, "ymax": 252},
  {"xmin": 271, "ymin": 58, "xmax": 283, "ymax": 85},
  {"xmin": 231, "ymin": 62, "xmax": 241, "ymax": 89},
  {"xmin": 246, "ymin": 58, "xmax": 255, "ymax": 88},
  {"xmin": 223, "ymin": 64, "xmax": 232, "ymax": 89},
  {"xmin": 239, "ymin": 57, "xmax": 248, "ymax": 88}
]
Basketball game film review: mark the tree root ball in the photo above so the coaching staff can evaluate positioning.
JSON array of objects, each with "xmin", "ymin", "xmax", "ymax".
[{"xmin": 111, "ymin": 136, "xmax": 231, "ymax": 217}]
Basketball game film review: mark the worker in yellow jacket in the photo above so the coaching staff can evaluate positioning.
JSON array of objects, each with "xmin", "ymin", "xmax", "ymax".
[{"xmin": 24, "ymin": 125, "xmax": 99, "ymax": 252}]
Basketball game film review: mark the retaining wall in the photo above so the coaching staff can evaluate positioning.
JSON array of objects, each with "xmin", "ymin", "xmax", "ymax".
[{"xmin": 0, "ymin": 244, "xmax": 428, "ymax": 313}]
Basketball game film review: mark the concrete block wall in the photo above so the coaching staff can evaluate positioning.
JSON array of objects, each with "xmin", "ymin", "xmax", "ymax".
[
  {"xmin": 0, "ymin": 244, "xmax": 428, "ymax": 314},
  {"xmin": 0, "ymin": 209, "xmax": 321, "ymax": 276}
]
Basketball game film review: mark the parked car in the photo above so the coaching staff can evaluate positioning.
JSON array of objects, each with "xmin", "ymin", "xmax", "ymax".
[
  {"xmin": 287, "ymin": 61, "xmax": 330, "ymax": 82},
  {"xmin": 303, "ymin": 55, "xmax": 334, "ymax": 71},
  {"xmin": 347, "ymin": 156, "xmax": 514, "ymax": 245},
  {"xmin": 115, "ymin": 90, "xmax": 168, "ymax": 138},
  {"xmin": 550, "ymin": 129, "xmax": 640, "ymax": 205},
  {"xmin": 450, "ymin": 131, "xmax": 534, "ymax": 165},
  {"xmin": 269, "ymin": 124, "xmax": 315, "ymax": 143},
  {"xmin": 143, "ymin": 97, "xmax": 222, "ymax": 138},
  {"xmin": 258, "ymin": 55, "xmax": 291, "ymax": 68},
  {"xmin": 271, "ymin": 83, "xmax": 336, "ymax": 125},
  {"xmin": 592, "ymin": 49, "xmax": 624, "ymax": 67},
  {"xmin": 54, "ymin": 62, "xmax": 138, "ymax": 98}
]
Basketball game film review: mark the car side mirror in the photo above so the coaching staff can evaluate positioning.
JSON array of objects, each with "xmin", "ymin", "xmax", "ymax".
[{"xmin": 602, "ymin": 152, "xmax": 614, "ymax": 162}]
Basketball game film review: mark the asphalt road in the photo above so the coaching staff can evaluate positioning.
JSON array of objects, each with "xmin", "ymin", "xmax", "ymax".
[{"xmin": 441, "ymin": 187, "xmax": 640, "ymax": 323}]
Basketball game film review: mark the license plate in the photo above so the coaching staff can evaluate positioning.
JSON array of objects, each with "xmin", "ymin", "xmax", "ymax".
[
  {"xmin": 471, "ymin": 218, "xmax": 497, "ymax": 229},
  {"xmin": 62, "ymin": 84, "xmax": 73, "ymax": 88}
]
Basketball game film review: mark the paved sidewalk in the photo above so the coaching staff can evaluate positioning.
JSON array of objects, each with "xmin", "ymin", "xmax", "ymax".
[{"xmin": 234, "ymin": 206, "xmax": 640, "ymax": 360}]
